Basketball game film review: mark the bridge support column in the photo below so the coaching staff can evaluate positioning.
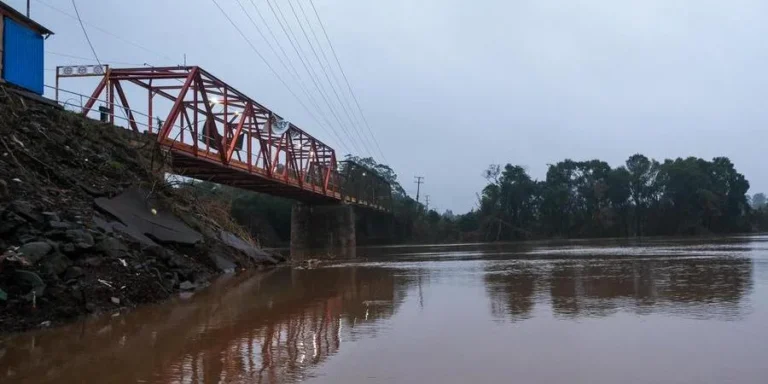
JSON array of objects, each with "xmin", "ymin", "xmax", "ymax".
[{"xmin": 290, "ymin": 203, "xmax": 356, "ymax": 261}]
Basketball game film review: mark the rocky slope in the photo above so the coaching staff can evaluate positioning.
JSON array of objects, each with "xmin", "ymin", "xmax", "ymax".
[{"xmin": 0, "ymin": 86, "xmax": 283, "ymax": 333}]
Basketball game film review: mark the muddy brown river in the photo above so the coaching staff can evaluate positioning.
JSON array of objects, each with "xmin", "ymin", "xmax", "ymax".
[{"xmin": 2, "ymin": 235, "xmax": 768, "ymax": 383}]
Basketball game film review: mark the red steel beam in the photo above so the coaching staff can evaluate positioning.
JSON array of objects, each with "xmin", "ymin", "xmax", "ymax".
[{"xmin": 78, "ymin": 65, "xmax": 388, "ymax": 209}]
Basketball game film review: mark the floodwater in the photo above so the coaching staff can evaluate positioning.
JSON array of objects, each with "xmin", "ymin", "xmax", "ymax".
[{"xmin": 2, "ymin": 236, "xmax": 768, "ymax": 383}]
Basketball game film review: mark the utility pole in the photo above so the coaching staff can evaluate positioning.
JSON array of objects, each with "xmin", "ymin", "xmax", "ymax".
[
  {"xmin": 26, "ymin": 0, "xmax": 30, "ymax": 17},
  {"xmin": 414, "ymin": 176, "xmax": 424, "ymax": 203},
  {"xmin": 425, "ymin": 195, "xmax": 430, "ymax": 212}
]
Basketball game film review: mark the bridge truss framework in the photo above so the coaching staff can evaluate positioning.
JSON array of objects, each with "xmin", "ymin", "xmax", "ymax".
[{"xmin": 70, "ymin": 66, "xmax": 390, "ymax": 210}]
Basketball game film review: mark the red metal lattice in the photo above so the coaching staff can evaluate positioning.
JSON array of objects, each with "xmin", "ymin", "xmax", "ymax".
[{"xmin": 80, "ymin": 66, "xmax": 371, "ymax": 205}]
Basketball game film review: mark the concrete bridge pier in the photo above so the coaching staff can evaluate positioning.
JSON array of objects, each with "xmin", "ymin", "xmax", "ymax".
[{"xmin": 290, "ymin": 203, "xmax": 356, "ymax": 261}]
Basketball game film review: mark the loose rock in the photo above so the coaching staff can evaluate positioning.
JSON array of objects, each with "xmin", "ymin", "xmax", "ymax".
[
  {"xmin": 48, "ymin": 221, "xmax": 74, "ymax": 230},
  {"xmin": 63, "ymin": 266, "xmax": 84, "ymax": 280},
  {"xmin": 18, "ymin": 241, "xmax": 52, "ymax": 264},
  {"xmin": 10, "ymin": 201, "xmax": 41, "ymax": 224},
  {"xmin": 0, "ymin": 211, "xmax": 26, "ymax": 234},
  {"xmin": 42, "ymin": 212, "xmax": 60, "ymax": 222},
  {"xmin": 65, "ymin": 229, "xmax": 95, "ymax": 249},
  {"xmin": 14, "ymin": 270, "xmax": 45, "ymax": 297},
  {"xmin": 80, "ymin": 257, "xmax": 102, "ymax": 267},
  {"xmin": 60, "ymin": 243, "xmax": 76, "ymax": 255},
  {"xmin": 179, "ymin": 281, "xmax": 196, "ymax": 291},
  {"xmin": 40, "ymin": 253, "xmax": 72, "ymax": 276}
]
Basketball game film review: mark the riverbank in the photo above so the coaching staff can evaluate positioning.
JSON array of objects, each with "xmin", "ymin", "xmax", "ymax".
[{"xmin": 0, "ymin": 87, "xmax": 284, "ymax": 333}]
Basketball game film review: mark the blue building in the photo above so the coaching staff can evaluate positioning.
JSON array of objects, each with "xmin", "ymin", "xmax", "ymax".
[{"xmin": 0, "ymin": 1, "xmax": 53, "ymax": 95}]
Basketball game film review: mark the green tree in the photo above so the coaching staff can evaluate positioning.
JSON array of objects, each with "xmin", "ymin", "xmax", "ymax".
[
  {"xmin": 471, "ymin": 154, "xmax": 753, "ymax": 240},
  {"xmin": 606, "ymin": 166, "xmax": 631, "ymax": 236},
  {"xmin": 480, "ymin": 164, "xmax": 539, "ymax": 240},
  {"xmin": 625, "ymin": 154, "xmax": 660, "ymax": 235},
  {"xmin": 344, "ymin": 155, "xmax": 406, "ymax": 197}
]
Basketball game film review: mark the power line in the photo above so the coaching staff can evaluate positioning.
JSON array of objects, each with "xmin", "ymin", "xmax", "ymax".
[
  {"xmin": 265, "ymin": 0, "xmax": 364, "ymax": 156},
  {"xmin": 265, "ymin": 0, "xmax": 328, "ymax": 115},
  {"xmin": 245, "ymin": 0, "xmax": 352, "ymax": 154},
  {"xmin": 240, "ymin": 1, "xmax": 318, "ymax": 110},
  {"xmin": 209, "ymin": 0, "xmax": 342, "ymax": 151},
  {"xmin": 286, "ymin": 0, "xmax": 375, "ymax": 160},
  {"xmin": 309, "ymin": 0, "xmax": 388, "ymax": 164},
  {"xmin": 36, "ymin": 0, "xmax": 173, "ymax": 61},
  {"xmin": 295, "ymin": 0, "xmax": 366, "ymax": 144},
  {"xmin": 46, "ymin": 50, "xmax": 143, "ymax": 66},
  {"xmin": 235, "ymin": 0, "xmax": 350, "ymax": 154},
  {"xmin": 71, "ymin": 0, "xmax": 101, "ymax": 66},
  {"xmin": 246, "ymin": 0, "xmax": 323, "ymax": 115},
  {"xmin": 269, "ymin": 0, "xmax": 363, "ymax": 156},
  {"xmin": 296, "ymin": 0, "xmax": 385, "ymax": 163}
]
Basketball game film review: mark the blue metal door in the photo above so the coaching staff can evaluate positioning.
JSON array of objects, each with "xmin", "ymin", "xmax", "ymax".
[{"xmin": 3, "ymin": 17, "xmax": 44, "ymax": 94}]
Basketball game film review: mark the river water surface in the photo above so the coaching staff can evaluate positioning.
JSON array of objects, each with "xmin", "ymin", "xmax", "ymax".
[{"xmin": 2, "ymin": 236, "xmax": 768, "ymax": 383}]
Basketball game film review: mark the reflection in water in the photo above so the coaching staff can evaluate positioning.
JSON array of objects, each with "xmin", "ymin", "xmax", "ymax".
[
  {"xmin": 484, "ymin": 265, "xmax": 539, "ymax": 322},
  {"xmin": 0, "ymin": 267, "xmax": 417, "ymax": 384},
  {"xmin": 484, "ymin": 257, "xmax": 753, "ymax": 322},
  {"xmin": 0, "ymin": 237, "xmax": 765, "ymax": 384}
]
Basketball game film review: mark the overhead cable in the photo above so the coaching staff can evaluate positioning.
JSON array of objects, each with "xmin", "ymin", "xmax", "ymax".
[
  {"xmin": 308, "ymin": 0, "xmax": 389, "ymax": 163},
  {"xmin": 209, "ymin": 0, "xmax": 346, "ymax": 151}
]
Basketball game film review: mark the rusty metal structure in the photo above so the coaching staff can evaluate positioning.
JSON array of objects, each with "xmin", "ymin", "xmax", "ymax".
[{"xmin": 73, "ymin": 66, "xmax": 390, "ymax": 210}]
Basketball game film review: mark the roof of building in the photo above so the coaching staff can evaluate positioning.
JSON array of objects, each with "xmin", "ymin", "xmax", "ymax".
[{"xmin": 0, "ymin": 1, "xmax": 54, "ymax": 36}]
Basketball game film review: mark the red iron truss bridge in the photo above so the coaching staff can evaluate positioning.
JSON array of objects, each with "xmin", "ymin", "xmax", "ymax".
[{"xmin": 72, "ymin": 66, "xmax": 390, "ymax": 211}]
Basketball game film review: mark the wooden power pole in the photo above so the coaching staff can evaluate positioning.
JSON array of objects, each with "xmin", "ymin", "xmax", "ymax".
[{"xmin": 414, "ymin": 176, "xmax": 424, "ymax": 203}]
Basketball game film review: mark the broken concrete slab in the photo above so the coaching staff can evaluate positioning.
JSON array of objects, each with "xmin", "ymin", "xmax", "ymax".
[
  {"xmin": 92, "ymin": 215, "xmax": 114, "ymax": 234},
  {"xmin": 207, "ymin": 248, "xmax": 237, "ymax": 273},
  {"xmin": 111, "ymin": 222, "xmax": 157, "ymax": 247},
  {"xmin": 94, "ymin": 188, "xmax": 202, "ymax": 246},
  {"xmin": 219, "ymin": 230, "xmax": 277, "ymax": 264},
  {"xmin": 95, "ymin": 237, "xmax": 130, "ymax": 259}
]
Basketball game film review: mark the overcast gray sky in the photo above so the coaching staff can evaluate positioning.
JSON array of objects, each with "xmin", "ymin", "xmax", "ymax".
[{"xmin": 14, "ymin": 0, "xmax": 768, "ymax": 212}]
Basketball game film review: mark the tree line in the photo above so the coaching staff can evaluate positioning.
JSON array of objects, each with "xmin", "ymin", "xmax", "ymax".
[
  {"xmin": 180, "ymin": 154, "xmax": 767, "ymax": 246},
  {"xmin": 455, "ymin": 154, "xmax": 761, "ymax": 241}
]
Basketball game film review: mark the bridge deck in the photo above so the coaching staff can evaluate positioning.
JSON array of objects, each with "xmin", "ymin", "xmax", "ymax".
[{"xmin": 165, "ymin": 141, "xmax": 341, "ymax": 204}]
